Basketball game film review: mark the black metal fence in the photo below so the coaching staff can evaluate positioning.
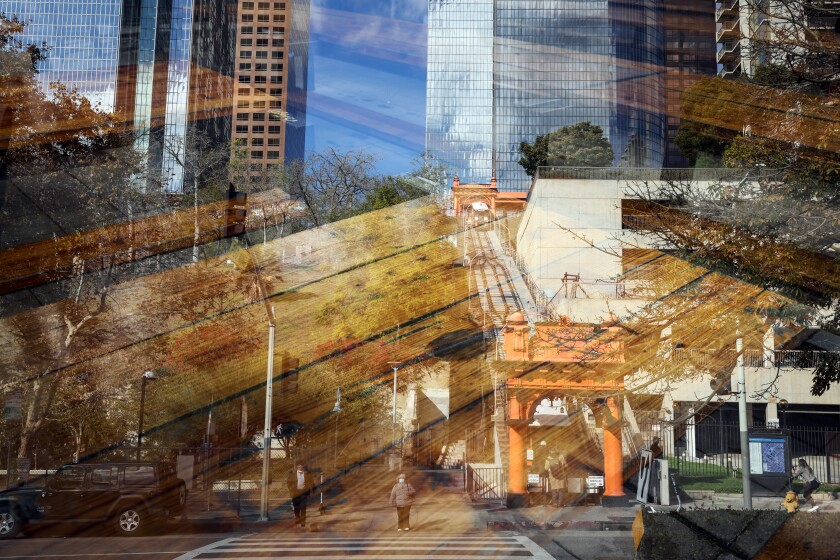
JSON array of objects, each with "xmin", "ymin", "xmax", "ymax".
[{"xmin": 638, "ymin": 421, "xmax": 840, "ymax": 485}]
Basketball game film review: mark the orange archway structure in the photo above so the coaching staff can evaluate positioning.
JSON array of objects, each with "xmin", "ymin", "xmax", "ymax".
[
  {"xmin": 499, "ymin": 312, "xmax": 627, "ymax": 507},
  {"xmin": 451, "ymin": 175, "xmax": 527, "ymax": 218}
]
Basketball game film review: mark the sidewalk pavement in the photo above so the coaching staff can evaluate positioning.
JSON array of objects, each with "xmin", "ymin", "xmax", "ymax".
[{"xmin": 179, "ymin": 468, "xmax": 838, "ymax": 534}]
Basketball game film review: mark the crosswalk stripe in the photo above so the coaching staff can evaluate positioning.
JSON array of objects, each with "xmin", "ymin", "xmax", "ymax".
[
  {"xmin": 182, "ymin": 557, "xmax": 533, "ymax": 560},
  {"xmin": 174, "ymin": 534, "xmax": 554, "ymax": 560}
]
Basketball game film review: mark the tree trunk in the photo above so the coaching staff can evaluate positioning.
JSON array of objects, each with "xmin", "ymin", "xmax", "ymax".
[
  {"xmin": 72, "ymin": 422, "xmax": 83, "ymax": 463},
  {"xmin": 127, "ymin": 199, "xmax": 135, "ymax": 262},
  {"xmin": 193, "ymin": 177, "xmax": 200, "ymax": 264},
  {"xmin": 18, "ymin": 376, "xmax": 59, "ymax": 459}
]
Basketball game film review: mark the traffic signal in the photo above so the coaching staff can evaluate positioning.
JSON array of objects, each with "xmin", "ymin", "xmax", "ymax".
[
  {"xmin": 225, "ymin": 183, "xmax": 247, "ymax": 237},
  {"xmin": 281, "ymin": 353, "xmax": 300, "ymax": 394}
]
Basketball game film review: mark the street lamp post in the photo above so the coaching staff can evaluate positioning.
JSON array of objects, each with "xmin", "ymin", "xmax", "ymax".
[
  {"xmin": 226, "ymin": 243, "xmax": 277, "ymax": 522},
  {"xmin": 332, "ymin": 388, "xmax": 341, "ymax": 470},
  {"xmin": 387, "ymin": 362, "xmax": 401, "ymax": 450},
  {"xmin": 736, "ymin": 337, "xmax": 752, "ymax": 509},
  {"xmin": 259, "ymin": 317, "xmax": 275, "ymax": 522},
  {"xmin": 137, "ymin": 370, "xmax": 157, "ymax": 461}
]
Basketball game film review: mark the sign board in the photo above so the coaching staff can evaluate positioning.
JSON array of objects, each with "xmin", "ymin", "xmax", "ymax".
[
  {"xmin": 3, "ymin": 390, "xmax": 22, "ymax": 421},
  {"xmin": 526, "ymin": 449, "xmax": 534, "ymax": 461},
  {"xmin": 527, "ymin": 473, "xmax": 541, "ymax": 484},
  {"xmin": 749, "ymin": 435, "xmax": 787, "ymax": 475},
  {"xmin": 15, "ymin": 458, "xmax": 31, "ymax": 482},
  {"xmin": 587, "ymin": 475, "xmax": 605, "ymax": 489},
  {"xmin": 635, "ymin": 450, "xmax": 654, "ymax": 504},
  {"xmin": 748, "ymin": 430, "xmax": 790, "ymax": 496}
]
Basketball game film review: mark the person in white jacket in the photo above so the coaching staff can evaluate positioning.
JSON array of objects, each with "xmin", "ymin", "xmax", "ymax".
[{"xmin": 388, "ymin": 473, "xmax": 416, "ymax": 531}]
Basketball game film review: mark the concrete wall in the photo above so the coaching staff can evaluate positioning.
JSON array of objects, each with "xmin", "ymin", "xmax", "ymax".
[{"xmin": 516, "ymin": 178, "xmax": 652, "ymax": 322}]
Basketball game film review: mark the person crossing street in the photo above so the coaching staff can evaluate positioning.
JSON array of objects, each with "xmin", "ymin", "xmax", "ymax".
[
  {"xmin": 286, "ymin": 463, "xmax": 316, "ymax": 528},
  {"xmin": 388, "ymin": 473, "xmax": 416, "ymax": 531}
]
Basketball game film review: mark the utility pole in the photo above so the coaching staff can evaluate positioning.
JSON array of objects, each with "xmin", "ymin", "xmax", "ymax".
[
  {"xmin": 228, "ymin": 240, "xmax": 277, "ymax": 522},
  {"xmin": 387, "ymin": 362, "xmax": 401, "ymax": 451},
  {"xmin": 737, "ymin": 337, "xmax": 752, "ymax": 509},
  {"xmin": 259, "ymin": 317, "xmax": 275, "ymax": 522}
]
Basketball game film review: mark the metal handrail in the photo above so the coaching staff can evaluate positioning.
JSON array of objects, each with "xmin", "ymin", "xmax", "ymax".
[
  {"xmin": 534, "ymin": 167, "xmax": 775, "ymax": 182},
  {"xmin": 670, "ymin": 347, "xmax": 837, "ymax": 369}
]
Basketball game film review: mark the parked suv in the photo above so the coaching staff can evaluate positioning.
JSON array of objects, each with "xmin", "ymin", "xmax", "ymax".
[{"xmin": 0, "ymin": 461, "xmax": 187, "ymax": 538}]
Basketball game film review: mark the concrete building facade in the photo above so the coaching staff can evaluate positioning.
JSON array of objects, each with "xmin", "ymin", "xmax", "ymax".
[
  {"xmin": 231, "ymin": 0, "xmax": 308, "ymax": 175},
  {"xmin": 663, "ymin": 0, "xmax": 717, "ymax": 167}
]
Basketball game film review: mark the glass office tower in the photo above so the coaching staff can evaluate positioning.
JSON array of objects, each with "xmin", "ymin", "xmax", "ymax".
[
  {"xmin": 1, "ymin": 0, "xmax": 239, "ymax": 193},
  {"xmin": 427, "ymin": 0, "xmax": 667, "ymax": 192},
  {"xmin": 284, "ymin": 0, "xmax": 310, "ymax": 162},
  {"xmin": 1, "ymin": 1, "xmax": 124, "ymax": 112},
  {"xmin": 426, "ymin": 0, "xmax": 494, "ymax": 185}
]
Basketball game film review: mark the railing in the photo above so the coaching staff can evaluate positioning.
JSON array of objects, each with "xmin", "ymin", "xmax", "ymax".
[
  {"xmin": 716, "ymin": 41, "xmax": 741, "ymax": 62},
  {"xmin": 466, "ymin": 464, "xmax": 507, "ymax": 503},
  {"xmin": 621, "ymin": 214, "xmax": 666, "ymax": 231},
  {"xmin": 512, "ymin": 252, "xmax": 559, "ymax": 320},
  {"xmin": 640, "ymin": 421, "xmax": 840, "ymax": 485},
  {"xmin": 774, "ymin": 350, "xmax": 837, "ymax": 369},
  {"xmin": 534, "ymin": 167, "xmax": 771, "ymax": 182},
  {"xmin": 719, "ymin": 60, "xmax": 743, "ymax": 77},
  {"xmin": 670, "ymin": 347, "xmax": 837, "ymax": 370},
  {"xmin": 716, "ymin": 20, "xmax": 741, "ymax": 42},
  {"xmin": 715, "ymin": 0, "xmax": 739, "ymax": 21}
]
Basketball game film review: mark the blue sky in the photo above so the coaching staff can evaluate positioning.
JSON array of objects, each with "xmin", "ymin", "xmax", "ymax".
[{"xmin": 306, "ymin": 0, "xmax": 427, "ymax": 176}]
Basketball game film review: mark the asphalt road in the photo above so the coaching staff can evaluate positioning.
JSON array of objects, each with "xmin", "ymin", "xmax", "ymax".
[
  {"xmin": 528, "ymin": 529, "xmax": 635, "ymax": 560},
  {"xmin": 0, "ymin": 528, "xmax": 632, "ymax": 560},
  {"xmin": 0, "ymin": 534, "xmax": 232, "ymax": 560}
]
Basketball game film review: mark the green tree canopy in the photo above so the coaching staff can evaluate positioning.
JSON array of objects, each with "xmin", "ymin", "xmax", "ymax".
[
  {"xmin": 674, "ymin": 122, "xmax": 731, "ymax": 167},
  {"xmin": 517, "ymin": 121, "xmax": 614, "ymax": 176}
]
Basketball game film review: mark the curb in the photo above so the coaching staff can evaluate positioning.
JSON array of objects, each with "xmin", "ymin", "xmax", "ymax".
[
  {"xmin": 683, "ymin": 490, "xmax": 837, "ymax": 502},
  {"xmin": 487, "ymin": 520, "xmax": 633, "ymax": 531}
]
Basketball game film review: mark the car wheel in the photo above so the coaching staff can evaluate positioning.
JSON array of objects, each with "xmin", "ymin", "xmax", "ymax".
[
  {"xmin": 0, "ymin": 507, "xmax": 22, "ymax": 540},
  {"xmin": 114, "ymin": 504, "xmax": 146, "ymax": 536}
]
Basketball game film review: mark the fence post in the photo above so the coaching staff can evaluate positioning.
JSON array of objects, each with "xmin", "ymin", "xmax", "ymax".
[{"xmin": 825, "ymin": 429, "xmax": 832, "ymax": 485}]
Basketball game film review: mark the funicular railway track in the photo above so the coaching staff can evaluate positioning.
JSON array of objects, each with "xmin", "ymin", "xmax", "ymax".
[{"xmin": 467, "ymin": 226, "xmax": 520, "ymax": 329}]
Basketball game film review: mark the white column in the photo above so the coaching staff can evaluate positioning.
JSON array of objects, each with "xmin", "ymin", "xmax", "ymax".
[{"xmin": 686, "ymin": 408, "xmax": 697, "ymax": 459}]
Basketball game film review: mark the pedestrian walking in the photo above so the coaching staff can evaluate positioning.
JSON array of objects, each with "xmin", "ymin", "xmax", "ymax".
[
  {"xmin": 791, "ymin": 458, "xmax": 821, "ymax": 511},
  {"xmin": 286, "ymin": 463, "xmax": 316, "ymax": 527},
  {"xmin": 389, "ymin": 473, "xmax": 416, "ymax": 531},
  {"xmin": 545, "ymin": 448, "xmax": 567, "ymax": 507}
]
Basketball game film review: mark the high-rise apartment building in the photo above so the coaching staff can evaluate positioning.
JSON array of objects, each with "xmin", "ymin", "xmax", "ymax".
[
  {"xmin": 426, "ymin": 0, "xmax": 667, "ymax": 191},
  {"xmin": 716, "ymin": 0, "xmax": 840, "ymax": 79},
  {"xmin": 231, "ymin": 0, "xmax": 308, "ymax": 172},
  {"xmin": 663, "ymin": 0, "xmax": 717, "ymax": 167}
]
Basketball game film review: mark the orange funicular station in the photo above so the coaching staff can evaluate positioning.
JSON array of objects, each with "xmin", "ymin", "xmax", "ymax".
[
  {"xmin": 451, "ymin": 175, "xmax": 527, "ymax": 219},
  {"xmin": 499, "ymin": 311, "xmax": 627, "ymax": 507}
]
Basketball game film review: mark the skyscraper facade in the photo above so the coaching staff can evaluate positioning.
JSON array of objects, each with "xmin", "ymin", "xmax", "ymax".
[
  {"xmin": 662, "ymin": 0, "xmax": 716, "ymax": 167},
  {"xmin": 231, "ymin": 0, "xmax": 308, "ymax": 173},
  {"xmin": 426, "ymin": 0, "xmax": 494, "ymax": 186},
  {"xmin": 2, "ymin": 1, "xmax": 124, "ymax": 111},
  {"xmin": 426, "ymin": 0, "xmax": 667, "ymax": 192}
]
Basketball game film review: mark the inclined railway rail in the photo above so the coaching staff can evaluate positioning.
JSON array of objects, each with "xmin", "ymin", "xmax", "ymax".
[{"xmin": 466, "ymin": 227, "xmax": 521, "ymax": 329}]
